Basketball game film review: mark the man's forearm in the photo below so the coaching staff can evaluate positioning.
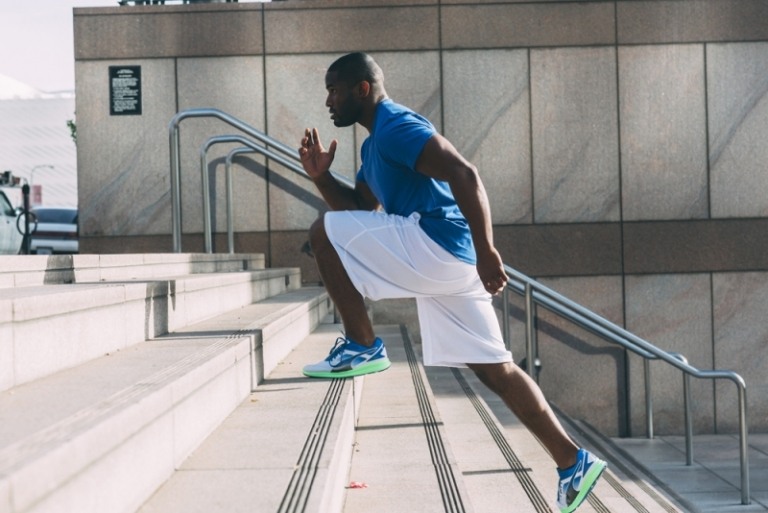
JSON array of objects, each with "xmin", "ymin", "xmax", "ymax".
[
  {"xmin": 313, "ymin": 171, "xmax": 360, "ymax": 211},
  {"xmin": 450, "ymin": 167, "xmax": 496, "ymax": 253}
]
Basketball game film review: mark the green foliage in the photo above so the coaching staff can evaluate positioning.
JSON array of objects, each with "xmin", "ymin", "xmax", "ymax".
[{"xmin": 67, "ymin": 118, "xmax": 77, "ymax": 145}]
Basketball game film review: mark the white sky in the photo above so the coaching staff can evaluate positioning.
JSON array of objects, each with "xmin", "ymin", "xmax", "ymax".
[
  {"xmin": 0, "ymin": 0, "xmax": 113, "ymax": 93},
  {"xmin": 1, "ymin": 1, "xmax": 267, "ymax": 93}
]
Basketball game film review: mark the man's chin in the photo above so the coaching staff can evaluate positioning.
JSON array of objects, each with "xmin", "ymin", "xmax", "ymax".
[{"xmin": 333, "ymin": 118, "xmax": 354, "ymax": 128}]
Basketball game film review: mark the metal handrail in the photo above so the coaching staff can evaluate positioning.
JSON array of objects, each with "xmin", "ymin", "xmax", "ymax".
[
  {"xmin": 221, "ymin": 144, "xmax": 354, "ymax": 254},
  {"xmin": 223, "ymin": 147, "xmax": 256, "ymax": 254},
  {"xmin": 200, "ymin": 135, "xmax": 299, "ymax": 253},
  {"xmin": 170, "ymin": 107, "xmax": 750, "ymax": 505},
  {"xmin": 502, "ymin": 265, "xmax": 750, "ymax": 505},
  {"xmin": 169, "ymin": 107, "xmax": 353, "ymax": 253}
]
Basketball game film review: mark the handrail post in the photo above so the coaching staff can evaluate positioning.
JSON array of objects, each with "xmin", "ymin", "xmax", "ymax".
[
  {"xmin": 225, "ymin": 155, "xmax": 235, "ymax": 254},
  {"xmin": 170, "ymin": 124, "xmax": 182, "ymax": 253},
  {"xmin": 738, "ymin": 382, "xmax": 750, "ymax": 505},
  {"xmin": 683, "ymin": 372, "xmax": 693, "ymax": 465},
  {"xmin": 502, "ymin": 287, "xmax": 510, "ymax": 351},
  {"xmin": 669, "ymin": 353, "xmax": 694, "ymax": 466},
  {"xmin": 644, "ymin": 359, "xmax": 653, "ymax": 439},
  {"xmin": 524, "ymin": 282, "xmax": 536, "ymax": 380},
  {"xmin": 200, "ymin": 145, "xmax": 213, "ymax": 253},
  {"xmin": 198, "ymin": 133, "xmax": 354, "ymax": 257}
]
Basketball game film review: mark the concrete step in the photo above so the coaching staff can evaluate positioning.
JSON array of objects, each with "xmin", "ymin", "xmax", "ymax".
[
  {"xmin": 137, "ymin": 322, "xmax": 361, "ymax": 513},
  {"xmin": 0, "ymin": 253, "xmax": 265, "ymax": 288},
  {"xmin": 0, "ymin": 266, "xmax": 301, "ymax": 392},
  {"xmin": 138, "ymin": 324, "xmax": 685, "ymax": 513},
  {"xmin": 0, "ymin": 286, "xmax": 329, "ymax": 513}
]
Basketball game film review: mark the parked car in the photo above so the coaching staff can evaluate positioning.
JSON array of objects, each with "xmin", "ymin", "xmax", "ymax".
[
  {"xmin": 29, "ymin": 206, "xmax": 79, "ymax": 255},
  {"xmin": 0, "ymin": 190, "xmax": 24, "ymax": 254}
]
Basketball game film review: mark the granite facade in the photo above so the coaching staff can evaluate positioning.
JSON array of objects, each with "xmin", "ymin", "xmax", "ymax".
[
  {"xmin": 73, "ymin": 0, "xmax": 768, "ymax": 436},
  {"xmin": 619, "ymin": 44, "xmax": 708, "ymax": 221},
  {"xmin": 531, "ymin": 47, "xmax": 620, "ymax": 223},
  {"xmin": 624, "ymin": 274, "xmax": 715, "ymax": 436},
  {"xmin": 708, "ymin": 42, "xmax": 768, "ymax": 218},
  {"xmin": 443, "ymin": 49, "xmax": 531, "ymax": 224}
]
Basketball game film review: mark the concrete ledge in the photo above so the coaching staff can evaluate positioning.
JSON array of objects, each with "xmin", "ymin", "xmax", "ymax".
[
  {"xmin": 0, "ymin": 253, "xmax": 266, "ymax": 288},
  {"xmin": 173, "ymin": 286, "xmax": 331, "ymax": 384},
  {"xmin": 0, "ymin": 267, "xmax": 299, "ymax": 392}
]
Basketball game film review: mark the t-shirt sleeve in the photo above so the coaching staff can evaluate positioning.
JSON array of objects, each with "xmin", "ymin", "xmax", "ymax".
[
  {"xmin": 356, "ymin": 140, "xmax": 369, "ymax": 183},
  {"xmin": 378, "ymin": 114, "xmax": 436, "ymax": 170}
]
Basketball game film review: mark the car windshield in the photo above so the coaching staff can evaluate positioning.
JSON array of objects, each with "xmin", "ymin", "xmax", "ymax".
[
  {"xmin": 33, "ymin": 208, "xmax": 78, "ymax": 224},
  {"xmin": 0, "ymin": 192, "xmax": 14, "ymax": 216}
]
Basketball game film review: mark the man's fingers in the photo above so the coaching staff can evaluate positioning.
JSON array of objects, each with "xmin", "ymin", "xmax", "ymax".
[
  {"xmin": 302, "ymin": 128, "xmax": 316, "ymax": 147},
  {"xmin": 483, "ymin": 271, "xmax": 508, "ymax": 295}
]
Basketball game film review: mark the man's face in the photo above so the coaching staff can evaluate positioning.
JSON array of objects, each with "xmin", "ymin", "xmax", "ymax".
[{"xmin": 325, "ymin": 71, "xmax": 363, "ymax": 128}]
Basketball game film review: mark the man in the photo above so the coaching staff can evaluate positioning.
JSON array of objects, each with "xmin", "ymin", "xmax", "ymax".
[{"xmin": 298, "ymin": 52, "xmax": 605, "ymax": 513}]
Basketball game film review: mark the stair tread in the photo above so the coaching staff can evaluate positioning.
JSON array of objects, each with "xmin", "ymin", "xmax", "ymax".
[
  {"xmin": 0, "ymin": 286, "xmax": 325, "ymax": 451},
  {"xmin": 343, "ymin": 326, "xmax": 468, "ymax": 513},
  {"xmin": 174, "ymin": 285, "xmax": 327, "ymax": 336},
  {"xmin": 437, "ymin": 367, "xmax": 684, "ymax": 513},
  {"xmin": 0, "ymin": 332, "xmax": 248, "ymax": 462},
  {"xmin": 137, "ymin": 322, "xmax": 358, "ymax": 513}
]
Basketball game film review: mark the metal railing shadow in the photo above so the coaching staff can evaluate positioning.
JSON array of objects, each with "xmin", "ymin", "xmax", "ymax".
[{"xmin": 501, "ymin": 267, "xmax": 749, "ymax": 504}]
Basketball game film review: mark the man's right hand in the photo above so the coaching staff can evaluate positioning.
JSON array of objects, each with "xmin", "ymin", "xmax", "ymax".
[{"xmin": 299, "ymin": 127, "xmax": 337, "ymax": 180}]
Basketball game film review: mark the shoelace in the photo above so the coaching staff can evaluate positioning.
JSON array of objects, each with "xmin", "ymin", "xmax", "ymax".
[{"xmin": 327, "ymin": 337, "xmax": 349, "ymax": 357}]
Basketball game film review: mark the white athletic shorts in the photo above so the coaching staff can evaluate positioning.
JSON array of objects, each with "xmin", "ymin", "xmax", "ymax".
[{"xmin": 324, "ymin": 210, "xmax": 513, "ymax": 368}]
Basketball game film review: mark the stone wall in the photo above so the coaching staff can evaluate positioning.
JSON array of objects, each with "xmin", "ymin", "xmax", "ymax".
[{"xmin": 73, "ymin": 0, "xmax": 768, "ymax": 436}]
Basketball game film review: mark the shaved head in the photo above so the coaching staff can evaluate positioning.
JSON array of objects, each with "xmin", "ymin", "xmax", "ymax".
[{"xmin": 328, "ymin": 52, "xmax": 384, "ymax": 90}]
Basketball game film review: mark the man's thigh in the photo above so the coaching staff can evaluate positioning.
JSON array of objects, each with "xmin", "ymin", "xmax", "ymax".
[{"xmin": 324, "ymin": 210, "xmax": 480, "ymax": 300}]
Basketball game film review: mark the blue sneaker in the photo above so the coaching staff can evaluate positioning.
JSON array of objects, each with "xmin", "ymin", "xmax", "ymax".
[
  {"xmin": 303, "ymin": 336, "xmax": 391, "ymax": 378},
  {"xmin": 556, "ymin": 448, "xmax": 607, "ymax": 513}
]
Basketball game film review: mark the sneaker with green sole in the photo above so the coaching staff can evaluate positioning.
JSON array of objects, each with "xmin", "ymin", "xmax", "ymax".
[
  {"xmin": 303, "ymin": 336, "xmax": 391, "ymax": 378},
  {"xmin": 556, "ymin": 448, "xmax": 607, "ymax": 513}
]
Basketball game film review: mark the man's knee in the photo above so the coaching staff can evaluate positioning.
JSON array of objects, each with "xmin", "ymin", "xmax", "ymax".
[
  {"xmin": 309, "ymin": 214, "xmax": 329, "ymax": 253},
  {"xmin": 468, "ymin": 361, "xmax": 516, "ymax": 392}
]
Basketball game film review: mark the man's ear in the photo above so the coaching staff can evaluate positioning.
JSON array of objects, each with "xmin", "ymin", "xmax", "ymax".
[{"xmin": 357, "ymin": 80, "xmax": 371, "ymax": 98}]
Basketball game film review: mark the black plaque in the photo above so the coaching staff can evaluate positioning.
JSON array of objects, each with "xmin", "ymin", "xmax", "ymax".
[{"xmin": 109, "ymin": 66, "xmax": 142, "ymax": 116}]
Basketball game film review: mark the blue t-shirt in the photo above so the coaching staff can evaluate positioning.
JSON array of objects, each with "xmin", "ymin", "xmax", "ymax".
[{"xmin": 356, "ymin": 100, "xmax": 476, "ymax": 264}]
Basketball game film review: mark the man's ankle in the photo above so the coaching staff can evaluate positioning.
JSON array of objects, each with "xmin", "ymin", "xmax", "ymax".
[{"xmin": 346, "ymin": 334, "xmax": 377, "ymax": 347}]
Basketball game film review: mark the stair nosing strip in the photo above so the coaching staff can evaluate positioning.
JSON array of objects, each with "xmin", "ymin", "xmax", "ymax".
[
  {"xmin": 450, "ymin": 367, "xmax": 553, "ymax": 513},
  {"xmin": 402, "ymin": 326, "xmax": 469, "ymax": 513},
  {"xmin": 277, "ymin": 377, "xmax": 347, "ymax": 513}
]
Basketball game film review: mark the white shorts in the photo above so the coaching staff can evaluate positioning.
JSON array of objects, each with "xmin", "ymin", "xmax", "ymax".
[{"xmin": 324, "ymin": 210, "xmax": 513, "ymax": 368}]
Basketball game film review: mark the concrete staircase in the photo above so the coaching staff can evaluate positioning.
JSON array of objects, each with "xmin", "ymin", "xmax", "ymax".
[
  {"xmin": 0, "ymin": 253, "xmax": 330, "ymax": 513},
  {"xmin": 0, "ymin": 253, "xmax": 689, "ymax": 513}
]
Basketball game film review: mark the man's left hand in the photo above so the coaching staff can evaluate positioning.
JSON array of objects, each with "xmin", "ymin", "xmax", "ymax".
[{"xmin": 477, "ymin": 248, "xmax": 508, "ymax": 296}]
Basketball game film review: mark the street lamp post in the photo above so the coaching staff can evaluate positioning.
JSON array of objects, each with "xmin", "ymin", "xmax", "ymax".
[{"xmin": 30, "ymin": 164, "xmax": 54, "ymax": 186}]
